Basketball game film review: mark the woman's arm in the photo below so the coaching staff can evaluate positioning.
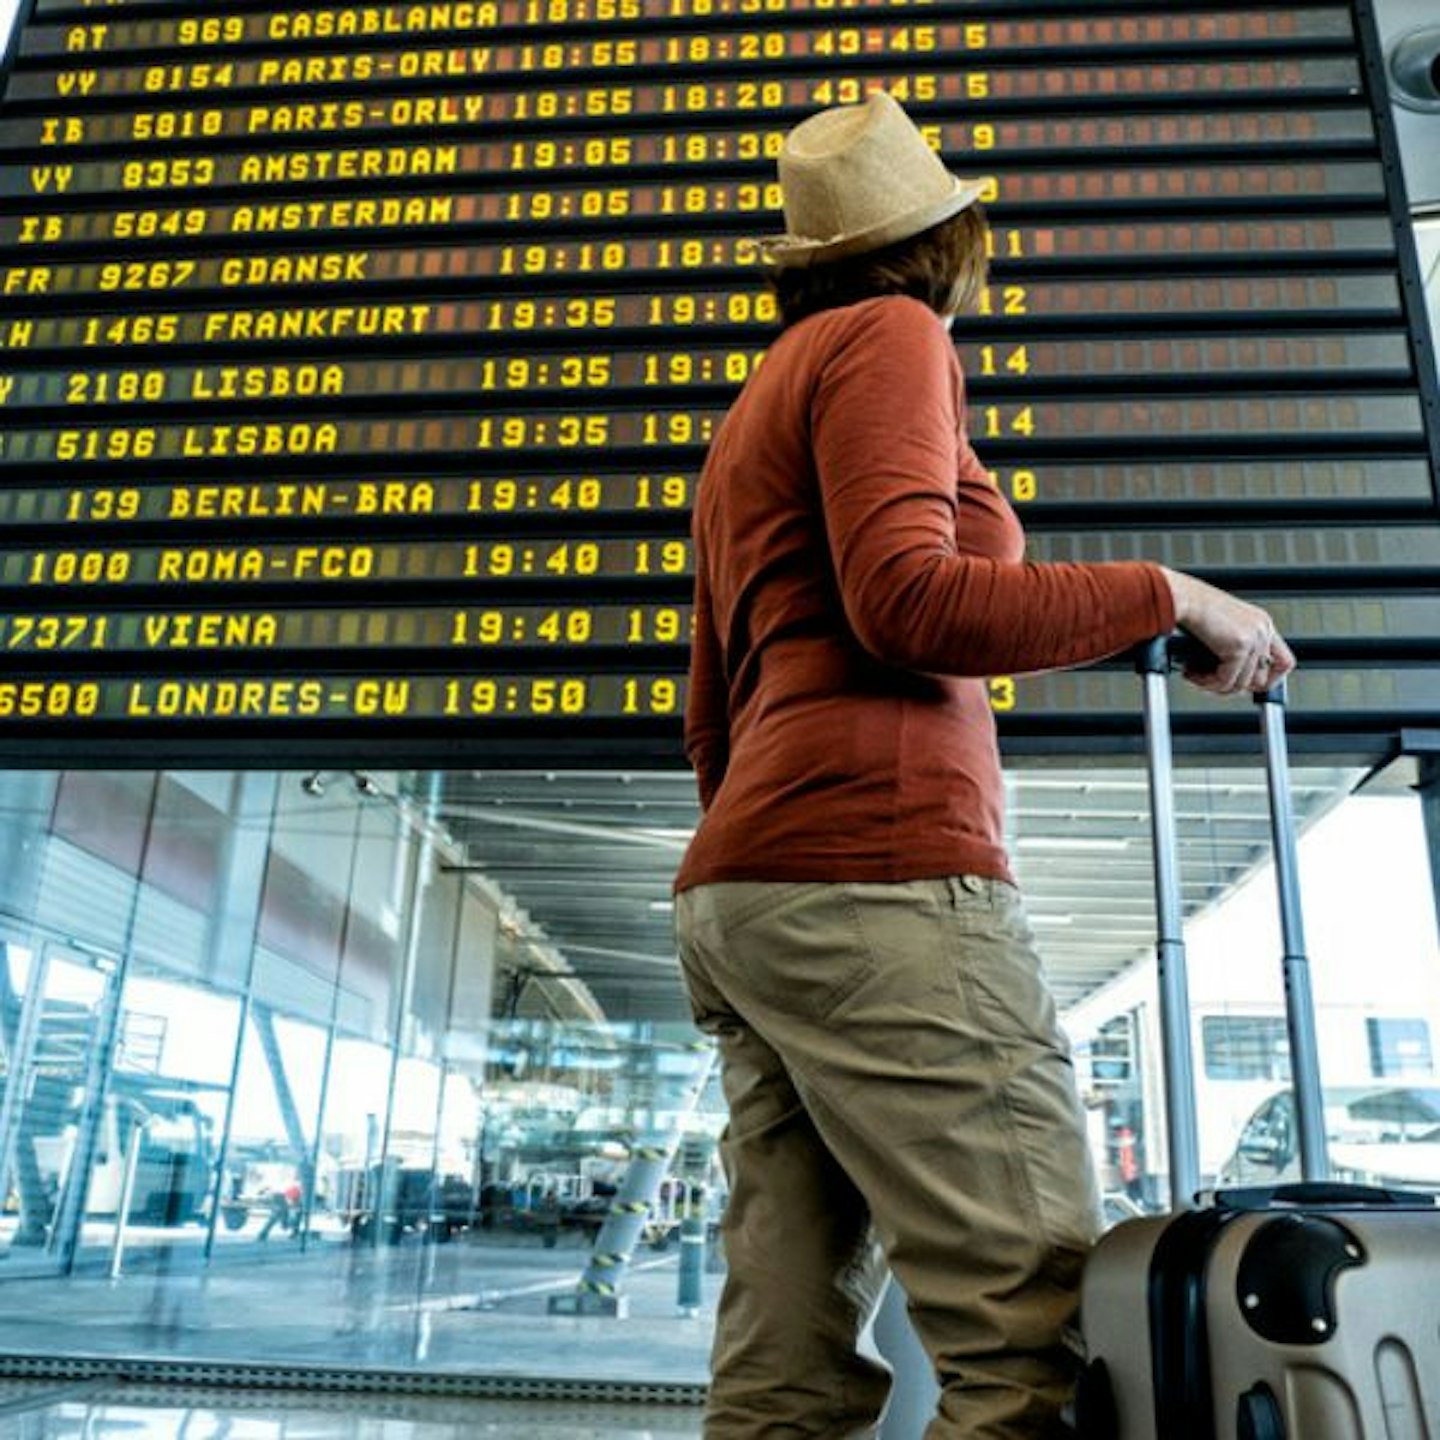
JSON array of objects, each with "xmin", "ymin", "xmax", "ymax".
[
  {"xmin": 814, "ymin": 299, "xmax": 1292, "ymax": 693},
  {"xmin": 814, "ymin": 298, "xmax": 1176, "ymax": 677}
]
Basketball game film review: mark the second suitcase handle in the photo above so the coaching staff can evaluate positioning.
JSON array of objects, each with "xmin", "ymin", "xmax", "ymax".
[{"xmin": 1256, "ymin": 683, "xmax": 1331, "ymax": 1183}]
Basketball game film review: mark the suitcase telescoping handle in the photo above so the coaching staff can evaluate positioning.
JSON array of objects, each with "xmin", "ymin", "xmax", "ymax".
[
  {"xmin": 1256, "ymin": 678, "xmax": 1331, "ymax": 1186},
  {"xmin": 1135, "ymin": 635, "xmax": 1328, "ymax": 1210}
]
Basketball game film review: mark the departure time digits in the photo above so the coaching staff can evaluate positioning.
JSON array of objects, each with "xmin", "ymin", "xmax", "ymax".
[
  {"xmin": 0, "ymin": 603, "xmax": 693, "ymax": 653},
  {"xmin": 4, "ymin": 394, "xmax": 1413, "ymax": 469},
  {"xmin": 0, "ymin": 238, "xmax": 780, "ymax": 304},
  {"xmin": 27, "ymin": 0, "xmax": 943, "ymax": 36},
  {"xmin": 0, "ymin": 412, "xmax": 723, "ymax": 464},
  {"xmin": 0, "ymin": 674, "xmax": 685, "ymax": 722},
  {"xmin": 18, "ymin": 108, "xmax": 1349, "ymax": 166},
  {"xmin": 2, "ymin": 475, "xmax": 695, "ymax": 526},
  {"xmin": 0, "ymin": 673, "xmax": 1027, "ymax": 723},
  {"xmin": 29, "ymin": 9, "xmax": 1338, "ymax": 58},
  {"xmin": 39, "ymin": 15, "xmax": 979, "ymax": 58},
  {"xmin": 7, "ymin": 161, "xmax": 1373, "ymax": 240},
  {"xmin": 10, "ymin": 537, "xmax": 696, "ymax": 587},
  {"xmin": 17, "ymin": 53, "xmax": 1355, "ymax": 118},
  {"xmin": 20, "ymin": 220, "xmax": 1383, "ymax": 309},
  {"xmin": 0, "ymin": 290, "xmax": 782, "ymax": 347},
  {"xmin": 0, "ymin": 350, "xmax": 766, "ymax": 409}
]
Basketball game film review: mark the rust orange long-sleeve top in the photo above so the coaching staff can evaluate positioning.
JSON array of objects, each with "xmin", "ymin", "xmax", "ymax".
[{"xmin": 674, "ymin": 295, "xmax": 1174, "ymax": 890}]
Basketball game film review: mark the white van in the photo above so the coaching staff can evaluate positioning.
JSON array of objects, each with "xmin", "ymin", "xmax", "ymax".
[
  {"xmin": 34, "ymin": 1086, "xmax": 215, "ymax": 1225},
  {"xmin": 1216, "ymin": 1084, "xmax": 1440, "ymax": 1191}
]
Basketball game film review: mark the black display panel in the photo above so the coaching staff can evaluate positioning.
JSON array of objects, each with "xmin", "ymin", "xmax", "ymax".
[{"xmin": 1, "ymin": 0, "xmax": 1438, "ymax": 765}]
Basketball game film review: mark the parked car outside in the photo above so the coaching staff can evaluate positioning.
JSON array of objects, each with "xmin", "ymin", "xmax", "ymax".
[{"xmin": 1216, "ymin": 1084, "xmax": 1440, "ymax": 1191}]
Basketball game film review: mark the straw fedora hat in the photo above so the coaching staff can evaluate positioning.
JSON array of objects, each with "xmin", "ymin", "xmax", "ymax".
[{"xmin": 759, "ymin": 92, "xmax": 985, "ymax": 269}]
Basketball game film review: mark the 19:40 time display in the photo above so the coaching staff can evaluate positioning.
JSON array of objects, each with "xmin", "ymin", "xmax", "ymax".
[{"xmin": 48, "ymin": 475, "xmax": 694, "ymax": 523}]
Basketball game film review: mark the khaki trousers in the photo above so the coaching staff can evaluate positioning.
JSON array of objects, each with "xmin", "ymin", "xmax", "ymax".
[{"xmin": 675, "ymin": 877, "xmax": 1101, "ymax": 1439}]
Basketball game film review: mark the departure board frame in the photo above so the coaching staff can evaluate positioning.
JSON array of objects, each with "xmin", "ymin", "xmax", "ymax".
[{"xmin": 1, "ymin": 0, "xmax": 1439, "ymax": 768}]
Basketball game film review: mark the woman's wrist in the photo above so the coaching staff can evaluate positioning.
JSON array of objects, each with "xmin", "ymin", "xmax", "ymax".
[{"xmin": 1160, "ymin": 566, "xmax": 1200, "ymax": 627}]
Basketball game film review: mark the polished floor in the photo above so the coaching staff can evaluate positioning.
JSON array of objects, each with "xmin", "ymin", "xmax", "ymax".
[
  {"xmin": 0, "ymin": 1229, "xmax": 714, "ymax": 1385},
  {"xmin": 0, "ymin": 1222, "xmax": 944, "ymax": 1434},
  {"xmin": 0, "ymin": 1383, "xmax": 706, "ymax": 1437}
]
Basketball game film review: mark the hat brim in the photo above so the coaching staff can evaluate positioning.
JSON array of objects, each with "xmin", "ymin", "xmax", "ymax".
[{"xmin": 757, "ymin": 175, "xmax": 986, "ymax": 270}]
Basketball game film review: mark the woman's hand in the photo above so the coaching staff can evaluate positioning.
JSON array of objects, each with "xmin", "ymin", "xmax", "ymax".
[{"xmin": 1161, "ymin": 568, "xmax": 1296, "ymax": 695}]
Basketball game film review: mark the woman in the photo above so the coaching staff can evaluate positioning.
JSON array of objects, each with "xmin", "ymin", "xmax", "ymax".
[{"xmin": 674, "ymin": 92, "xmax": 1294, "ymax": 1439}]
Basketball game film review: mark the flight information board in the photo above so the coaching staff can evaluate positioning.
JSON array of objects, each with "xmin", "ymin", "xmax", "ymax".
[{"xmin": 1, "ymin": 0, "xmax": 1438, "ymax": 764}]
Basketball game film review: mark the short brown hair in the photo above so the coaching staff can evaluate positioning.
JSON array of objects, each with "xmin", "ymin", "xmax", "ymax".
[{"xmin": 768, "ymin": 203, "xmax": 989, "ymax": 330}]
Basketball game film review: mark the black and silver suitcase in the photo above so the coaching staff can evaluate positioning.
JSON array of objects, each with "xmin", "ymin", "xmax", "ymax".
[{"xmin": 1077, "ymin": 638, "xmax": 1440, "ymax": 1440}]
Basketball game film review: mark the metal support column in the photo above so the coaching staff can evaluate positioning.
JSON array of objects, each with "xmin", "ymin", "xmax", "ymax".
[
  {"xmin": 48, "ymin": 776, "xmax": 159, "ymax": 1272},
  {"xmin": 0, "ymin": 943, "xmax": 56, "ymax": 1245},
  {"xmin": 202, "ymin": 772, "xmax": 281, "ymax": 1260},
  {"xmin": 300, "ymin": 795, "xmax": 369, "ymax": 1252},
  {"xmin": 675, "ymin": 1205, "xmax": 705, "ymax": 1316},
  {"xmin": 373, "ymin": 773, "xmax": 444, "ymax": 1250},
  {"xmin": 45, "ymin": 952, "xmax": 124, "ymax": 1272},
  {"xmin": 250, "ymin": 1002, "xmax": 316, "ymax": 1206},
  {"xmin": 550, "ymin": 1046, "xmax": 717, "ymax": 1318}
]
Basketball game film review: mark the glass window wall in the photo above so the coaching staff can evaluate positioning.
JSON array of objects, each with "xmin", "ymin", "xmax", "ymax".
[{"xmin": 0, "ymin": 763, "xmax": 1434, "ymax": 1389}]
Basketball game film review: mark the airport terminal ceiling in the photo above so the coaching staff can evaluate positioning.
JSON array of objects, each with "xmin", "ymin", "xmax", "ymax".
[
  {"xmin": 0, "ymin": 1, "xmax": 1439, "ymax": 1015},
  {"xmin": 406, "ymin": 761, "xmax": 1364, "ymax": 1022}
]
